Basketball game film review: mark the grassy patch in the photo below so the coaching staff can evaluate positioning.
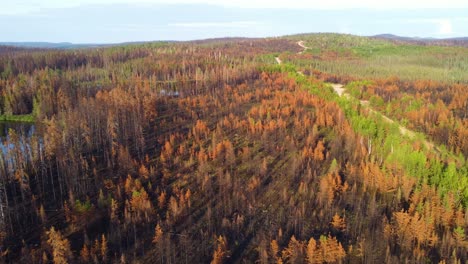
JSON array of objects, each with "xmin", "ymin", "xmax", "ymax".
[
  {"xmin": 0, "ymin": 114, "xmax": 35, "ymax": 123},
  {"xmin": 286, "ymin": 69, "xmax": 468, "ymax": 205},
  {"xmin": 285, "ymin": 33, "xmax": 468, "ymax": 83}
]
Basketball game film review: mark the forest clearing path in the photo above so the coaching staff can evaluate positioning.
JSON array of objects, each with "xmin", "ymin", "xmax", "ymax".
[
  {"xmin": 295, "ymin": 40, "xmax": 435, "ymax": 150},
  {"xmin": 331, "ymin": 83, "xmax": 435, "ymax": 150},
  {"xmin": 273, "ymin": 40, "xmax": 435, "ymax": 151},
  {"xmin": 297, "ymin": 41, "xmax": 308, "ymax": 54},
  {"xmin": 275, "ymin": 57, "xmax": 282, "ymax": 65}
]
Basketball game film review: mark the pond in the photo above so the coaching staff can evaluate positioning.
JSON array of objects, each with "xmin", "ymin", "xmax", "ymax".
[
  {"xmin": 0, "ymin": 121, "xmax": 39, "ymax": 171},
  {"xmin": 0, "ymin": 121, "xmax": 36, "ymax": 139}
]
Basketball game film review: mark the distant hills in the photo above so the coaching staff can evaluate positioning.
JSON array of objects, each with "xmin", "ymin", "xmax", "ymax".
[
  {"xmin": 372, "ymin": 33, "xmax": 468, "ymax": 42},
  {"xmin": 371, "ymin": 34, "xmax": 468, "ymax": 47},
  {"xmin": 372, "ymin": 34, "xmax": 434, "ymax": 41},
  {"xmin": 0, "ymin": 42, "xmax": 116, "ymax": 49},
  {"xmin": 0, "ymin": 41, "xmax": 168, "ymax": 49},
  {"xmin": 1, "ymin": 34, "xmax": 467, "ymax": 49}
]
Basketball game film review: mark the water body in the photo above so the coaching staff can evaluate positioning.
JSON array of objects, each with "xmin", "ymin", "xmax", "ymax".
[
  {"xmin": 0, "ymin": 121, "xmax": 35, "ymax": 139},
  {"xmin": 0, "ymin": 121, "xmax": 36, "ymax": 162}
]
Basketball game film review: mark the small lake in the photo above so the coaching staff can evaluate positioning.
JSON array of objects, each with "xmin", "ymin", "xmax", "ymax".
[
  {"xmin": 0, "ymin": 121, "xmax": 39, "ymax": 171},
  {"xmin": 0, "ymin": 121, "xmax": 36, "ymax": 139}
]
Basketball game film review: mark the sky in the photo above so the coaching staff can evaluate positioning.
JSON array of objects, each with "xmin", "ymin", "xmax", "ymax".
[{"xmin": 1, "ymin": 0, "xmax": 467, "ymax": 43}]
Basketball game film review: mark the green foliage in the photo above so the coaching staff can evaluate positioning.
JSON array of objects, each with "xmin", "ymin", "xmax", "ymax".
[
  {"xmin": 256, "ymin": 53, "xmax": 279, "ymax": 63},
  {"xmin": 454, "ymin": 226, "xmax": 465, "ymax": 240},
  {"xmin": 1, "ymin": 33, "xmax": 467, "ymax": 263},
  {"xmin": 329, "ymin": 159, "xmax": 339, "ymax": 173},
  {"xmin": 319, "ymin": 235, "xmax": 328, "ymax": 243},
  {"xmin": 0, "ymin": 114, "xmax": 35, "ymax": 122},
  {"xmin": 288, "ymin": 34, "xmax": 468, "ymax": 83},
  {"xmin": 369, "ymin": 95, "xmax": 384, "ymax": 108},
  {"xmin": 291, "ymin": 68, "xmax": 468, "ymax": 204},
  {"xmin": 75, "ymin": 199, "xmax": 93, "ymax": 213},
  {"xmin": 1, "ymin": 60, "xmax": 13, "ymax": 79},
  {"xmin": 259, "ymin": 63, "xmax": 296, "ymax": 74},
  {"xmin": 399, "ymin": 95, "xmax": 423, "ymax": 112},
  {"xmin": 132, "ymin": 190, "xmax": 141, "ymax": 198},
  {"xmin": 292, "ymin": 33, "xmax": 390, "ymax": 52},
  {"xmin": 345, "ymin": 80, "xmax": 373, "ymax": 98}
]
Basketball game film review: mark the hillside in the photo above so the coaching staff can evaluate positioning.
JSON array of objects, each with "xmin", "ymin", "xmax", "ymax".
[
  {"xmin": 372, "ymin": 34, "xmax": 468, "ymax": 47},
  {"xmin": 0, "ymin": 34, "xmax": 467, "ymax": 263},
  {"xmin": 0, "ymin": 42, "xmax": 100, "ymax": 49},
  {"xmin": 2, "ymin": 34, "xmax": 467, "ymax": 49},
  {"xmin": 0, "ymin": 41, "xmax": 170, "ymax": 50}
]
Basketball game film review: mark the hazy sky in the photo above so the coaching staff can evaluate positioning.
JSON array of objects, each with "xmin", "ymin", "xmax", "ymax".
[{"xmin": 1, "ymin": 0, "xmax": 467, "ymax": 43}]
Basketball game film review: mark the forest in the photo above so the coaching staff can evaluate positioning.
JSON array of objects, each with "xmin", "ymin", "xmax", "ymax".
[{"xmin": 0, "ymin": 34, "xmax": 467, "ymax": 263}]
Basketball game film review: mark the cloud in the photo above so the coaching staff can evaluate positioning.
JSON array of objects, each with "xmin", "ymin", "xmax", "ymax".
[
  {"xmin": 169, "ymin": 21, "xmax": 261, "ymax": 28},
  {"xmin": 436, "ymin": 20, "xmax": 453, "ymax": 35},
  {"xmin": 104, "ymin": 23, "xmax": 166, "ymax": 32},
  {"xmin": 1, "ymin": 0, "xmax": 468, "ymax": 15},
  {"xmin": 405, "ymin": 18, "xmax": 455, "ymax": 36},
  {"xmin": 164, "ymin": 0, "xmax": 468, "ymax": 9}
]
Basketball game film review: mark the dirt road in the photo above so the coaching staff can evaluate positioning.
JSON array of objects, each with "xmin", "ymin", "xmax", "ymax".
[
  {"xmin": 293, "ymin": 40, "xmax": 436, "ymax": 150},
  {"xmin": 297, "ymin": 41, "xmax": 308, "ymax": 54},
  {"xmin": 275, "ymin": 57, "xmax": 282, "ymax": 65},
  {"xmin": 330, "ymin": 82, "xmax": 434, "ymax": 150},
  {"xmin": 331, "ymin": 84, "xmax": 346, "ymax": 97}
]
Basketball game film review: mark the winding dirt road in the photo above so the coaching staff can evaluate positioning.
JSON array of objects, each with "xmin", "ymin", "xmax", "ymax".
[
  {"xmin": 330, "ymin": 82, "xmax": 434, "ymax": 150},
  {"xmin": 294, "ymin": 40, "xmax": 435, "ymax": 150},
  {"xmin": 331, "ymin": 84, "xmax": 346, "ymax": 97},
  {"xmin": 275, "ymin": 57, "xmax": 282, "ymax": 65},
  {"xmin": 297, "ymin": 41, "xmax": 308, "ymax": 54}
]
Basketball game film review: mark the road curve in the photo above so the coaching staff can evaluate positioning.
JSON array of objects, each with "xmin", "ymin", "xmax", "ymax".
[
  {"xmin": 330, "ymin": 82, "xmax": 435, "ymax": 150},
  {"xmin": 275, "ymin": 57, "xmax": 282, "ymax": 65},
  {"xmin": 331, "ymin": 84, "xmax": 346, "ymax": 97},
  {"xmin": 293, "ymin": 39, "xmax": 436, "ymax": 151},
  {"xmin": 297, "ymin": 41, "xmax": 308, "ymax": 54}
]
